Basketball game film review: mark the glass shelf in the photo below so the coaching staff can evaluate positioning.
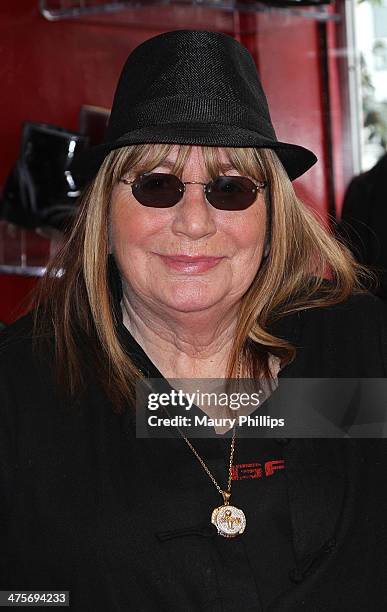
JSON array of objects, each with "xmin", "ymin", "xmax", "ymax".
[
  {"xmin": 39, "ymin": 0, "xmax": 339, "ymax": 24},
  {"xmin": 0, "ymin": 221, "xmax": 63, "ymax": 278}
]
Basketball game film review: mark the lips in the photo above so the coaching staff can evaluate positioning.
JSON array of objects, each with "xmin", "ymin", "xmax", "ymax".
[{"xmin": 156, "ymin": 253, "xmax": 225, "ymax": 273}]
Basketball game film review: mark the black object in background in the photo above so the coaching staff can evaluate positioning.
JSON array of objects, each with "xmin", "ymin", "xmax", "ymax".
[
  {"xmin": 0, "ymin": 122, "xmax": 88, "ymax": 231},
  {"xmin": 79, "ymin": 105, "xmax": 109, "ymax": 147},
  {"xmin": 336, "ymin": 152, "xmax": 387, "ymax": 300}
]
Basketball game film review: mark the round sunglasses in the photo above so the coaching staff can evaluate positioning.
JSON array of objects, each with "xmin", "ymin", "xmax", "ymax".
[{"xmin": 119, "ymin": 172, "xmax": 267, "ymax": 211}]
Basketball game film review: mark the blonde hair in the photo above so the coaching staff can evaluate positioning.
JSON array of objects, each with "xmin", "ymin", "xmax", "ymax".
[{"xmin": 31, "ymin": 143, "xmax": 372, "ymax": 412}]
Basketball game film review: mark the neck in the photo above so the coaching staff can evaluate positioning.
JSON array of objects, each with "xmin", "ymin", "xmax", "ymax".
[{"xmin": 120, "ymin": 291, "xmax": 240, "ymax": 379}]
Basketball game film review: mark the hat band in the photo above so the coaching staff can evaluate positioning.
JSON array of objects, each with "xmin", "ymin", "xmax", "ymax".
[{"xmin": 106, "ymin": 97, "xmax": 276, "ymax": 142}]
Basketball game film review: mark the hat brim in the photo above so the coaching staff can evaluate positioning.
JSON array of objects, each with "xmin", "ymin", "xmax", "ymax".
[{"xmin": 73, "ymin": 124, "xmax": 317, "ymax": 184}]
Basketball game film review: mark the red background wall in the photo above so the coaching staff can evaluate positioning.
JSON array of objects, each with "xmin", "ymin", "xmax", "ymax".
[{"xmin": 0, "ymin": 1, "xmax": 347, "ymax": 324}]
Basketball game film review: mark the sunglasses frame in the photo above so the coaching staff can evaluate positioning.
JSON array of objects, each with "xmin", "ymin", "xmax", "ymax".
[{"xmin": 118, "ymin": 172, "xmax": 267, "ymax": 210}]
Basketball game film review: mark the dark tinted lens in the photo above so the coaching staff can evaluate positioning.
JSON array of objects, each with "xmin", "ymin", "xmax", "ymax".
[
  {"xmin": 206, "ymin": 176, "xmax": 257, "ymax": 210},
  {"xmin": 132, "ymin": 173, "xmax": 183, "ymax": 207}
]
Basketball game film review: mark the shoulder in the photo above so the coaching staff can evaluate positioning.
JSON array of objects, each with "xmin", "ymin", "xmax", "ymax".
[
  {"xmin": 300, "ymin": 291, "xmax": 387, "ymax": 335},
  {"xmin": 0, "ymin": 308, "xmax": 57, "ymax": 358},
  {"xmin": 273, "ymin": 291, "xmax": 386, "ymax": 336},
  {"xmin": 0, "ymin": 311, "xmax": 46, "ymax": 374},
  {"xmin": 0, "ymin": 311, "xmax": 35, "ymax": 355},
  {"xmin": 274, "ymin": 292, "xmax": 387, "ymax": 377},
  {"xmin": 301, "ymin": 290, "xmax": 386, "ymax": 321},
  {"xmin": 0, "ymin": 313, "xmax": 42, "ymax": 471},
  {"xmin": 0, "ymin": 311, "xmax": 56, "ymax": 407}
]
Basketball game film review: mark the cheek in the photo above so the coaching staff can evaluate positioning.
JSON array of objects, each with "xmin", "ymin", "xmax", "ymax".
[
  {"xmin": 222, "ymin": 202, "xmax": 267, "ymax": 255},
  {"xmin": 223, "ymin": 203, "xmax": 267, "ymax": 292},
  {"xmin": 110, "ymin": 193, "xmax": 166, "ymax": 253}
]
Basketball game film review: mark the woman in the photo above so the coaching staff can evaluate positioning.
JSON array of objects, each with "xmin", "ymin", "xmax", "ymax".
[{"xmin": 1, "ymin": 30, "xmax": 387, "ymax": 611}]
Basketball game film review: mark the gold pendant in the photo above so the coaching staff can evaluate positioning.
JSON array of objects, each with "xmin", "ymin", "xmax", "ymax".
[{"xmin": 211, "ymin": 494, "xmax": 246, "ymax": 538}]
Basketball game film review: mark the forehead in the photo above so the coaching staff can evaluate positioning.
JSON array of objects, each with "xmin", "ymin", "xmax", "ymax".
[
  {"xmin": 147, "ymin": 144, "xmax": 238, "ymax": 173},
  {"xmin": 159, "ymin": 145, "xmax": 230, "ymax": 163}
]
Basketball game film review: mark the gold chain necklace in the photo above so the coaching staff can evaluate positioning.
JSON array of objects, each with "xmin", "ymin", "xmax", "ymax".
[{"xmin": 165, "ymin": 354, "xmax": 246, "ymax": 538}]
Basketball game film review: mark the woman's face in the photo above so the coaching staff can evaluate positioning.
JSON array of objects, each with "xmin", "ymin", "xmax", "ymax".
[{"xmin": 110, "ymin": 145, "xmax": 267, "ymax": 315}]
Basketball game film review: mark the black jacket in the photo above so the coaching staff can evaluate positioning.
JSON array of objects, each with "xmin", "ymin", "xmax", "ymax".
[{"xmin": 1, "ymin": 290, "xmax": 387, "ymax": 612}]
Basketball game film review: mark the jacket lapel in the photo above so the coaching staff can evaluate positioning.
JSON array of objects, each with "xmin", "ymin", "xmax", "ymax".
[
  {"xmin": 283, "ymin": 439, "xmax": 346, "ymax": 563},
  {"xmin": 269, "ymin": 311, "xmax": 349, "ymax": 565}
]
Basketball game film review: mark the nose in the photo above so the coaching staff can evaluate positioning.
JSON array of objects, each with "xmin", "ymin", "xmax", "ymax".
[{"xmin": 171, "ymin": 182, "xmax": 217, "ymax": 240}]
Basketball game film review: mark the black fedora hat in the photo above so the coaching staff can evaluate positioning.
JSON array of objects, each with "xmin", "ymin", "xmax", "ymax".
[{"xmin": 76, "ymin": 29, "xmax": 317, "ymax": 182}]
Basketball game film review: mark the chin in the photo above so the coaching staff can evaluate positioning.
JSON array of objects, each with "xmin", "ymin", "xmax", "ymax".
[
  {"xmin": 162, "ymin": 298, "xmax": 220, "ymax": 313},
  {"xmin": 159, "ymin": 289, "xmax": 224, "ymax": 314}
]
